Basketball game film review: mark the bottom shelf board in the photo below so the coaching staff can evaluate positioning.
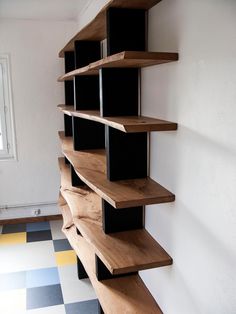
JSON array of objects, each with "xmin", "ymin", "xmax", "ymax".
[{"xmin": 61, "ymin": 206, "xmax": 163, "ymax": 314}]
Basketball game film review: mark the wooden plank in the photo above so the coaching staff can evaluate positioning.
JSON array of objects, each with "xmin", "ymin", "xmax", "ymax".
[
  {"xmin": 58, "ymin": 131, "xmax": 175, "ymax": 208},
  {"xmin": 58, "ymin": 51, "xmax": 179, "ymax": 81},
  {"xmin": 59, "ymin": 0, "xmax": 162, "ymax": 57},
  {"xmin": 60, "ymin": 207, "xmax": 163, "ymax": 313},
  {"xmin": 58, "ymin": 105, "xmax": 178, "ymax": 133},
  {"xmin": 62, "ymin": 189, "xmax": 172, "ymax": 274},
  {"xmin": 58, "ymin": 157, "xmax": 102, "ymax": 225},
  {"xmin": 0, "ymin": 215, "xmax": 62, "ymax": 225}
]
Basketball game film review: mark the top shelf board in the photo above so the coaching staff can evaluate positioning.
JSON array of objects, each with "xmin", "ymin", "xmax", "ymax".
[
  {"xmin": 59, "ymin": 0, "xmax": 162, "ymax": 57},
  {"xmin": 58, "ymin": 105, "xmax": 177, "ymax": 133},
  {"xmin": 58, "ymin": 51, "xmax": 179, "ymax": 81}
]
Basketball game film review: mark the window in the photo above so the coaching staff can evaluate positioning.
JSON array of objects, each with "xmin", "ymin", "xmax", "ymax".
[{"xmin": 0, "ymin": 54, "xmax": 17, "ymax": 160}]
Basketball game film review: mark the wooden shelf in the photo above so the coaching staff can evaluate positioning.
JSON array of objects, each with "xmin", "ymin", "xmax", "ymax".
[
  {"xmin": 58, "ymin": 131, "xmax": 175, "ymax": 208},
  {"xmin": 60, "ymin": 206, "xmax": 163, "ymax": 313},
  {"xmin": 58, "ymin": 157, "xmax": 102, "ymax": 225},
  {"xmin": 58, "ymin": 51, "xmax": 179, "ymax": 81},
  {"xmin": 59, "ymin": 0, "xmax": 162, "ymax": 57},
  {"xmin": 61, "ymin": 186, "xmax": 172, "ymax": 275},
  {"xmin": 58, "ymin": 105, "xmax": 177, "ymax": 133}
]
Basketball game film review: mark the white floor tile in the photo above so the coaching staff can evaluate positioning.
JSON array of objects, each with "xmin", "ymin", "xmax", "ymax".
[
  {"xmin": 0, "ymin": 288, "xmax": 26, "ymax": 314},
  {"xmin": 50, "ymin": 220, "xmax": 66, "ymax": 240},
  {"xmin": 58, "ymin": 264, "xmax": 96, "ymax": 304},
  {"xmin": 26, "ymin": 304, "xmax": 66, "ymax": 314},
  {"xmin": 0, "ymin": 241, "xmax": 56, "ymax": 274}
]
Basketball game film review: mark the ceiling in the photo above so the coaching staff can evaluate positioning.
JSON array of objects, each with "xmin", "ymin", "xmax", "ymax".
[{"xmin": 0, "ymin": 0, "xmax": 92, "ymax": 21}]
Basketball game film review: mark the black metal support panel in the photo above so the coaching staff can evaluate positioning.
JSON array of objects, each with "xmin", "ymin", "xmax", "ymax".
[
  {"xmin": 102, "ymin": 200, "xmax": 144, "ymax": 234},
  {"xmin": 64, "ymin": 156, "xmax": 70, "ymax": 165},
  {"xmin": 77, "ymin": 256, "xmax": 89, "ymax": 280},
  {"xmin": 74, "ymin": 75, "xmax": 100, "ymax": 110},
  {"xmin": 73, "ymin": 117, "xmax": 105, "ymax": 151},
  {"xmin": 64, "ymin": 51, "xmax": 75, "ymax": 106},
  {"xmin": 74, "ymin": 40, "xmax": 101, "ymax": 68},
  {"xmin": 105, "ymin": 126, "xmax": 147, "ymax": 181},
  {"xmin": 71, "ymin": 164, "xmax": 85, "ymax": 187},
  {"xmin": 98, "ymin": 303, "xmax": 104, "ymax": 314},
  {"xmin": 100, "ymin": 68, "xmax": 139, "ymax": 117},
  {"xmin": 95, "ymin": 255, "xmax": 137, "ymax": 281},
  {"xmin": 106, "ymin": 8, "xmax": 146, "ymax": 56},
  {"xmin": 64, "ymin": 114, "xmax": 73, "ymax": 137}
]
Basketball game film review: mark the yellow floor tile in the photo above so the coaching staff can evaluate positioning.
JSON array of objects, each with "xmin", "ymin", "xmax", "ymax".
[
  {"xmin": 0, "ymin": 232, "xmax": 26, "ymax": 245},
  {"xmin": 55, "ymin": 250, "xmax": 76, "ymax": 266},
  {"xmin": 0, "ymin": 288, "xmax": 26, "ymax": 314}
]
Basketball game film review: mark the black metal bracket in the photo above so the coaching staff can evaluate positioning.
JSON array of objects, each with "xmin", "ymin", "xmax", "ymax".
[
  {"xmin": 105, "ymin": 126, "xmax": 147, "ymax": 181},
  {"xmin": 73, "ymin": 117, "xmax": 105, "ymax": 151},
  {"xmin": 64, "ymin": 51, "xmax": 75, "ymax": 106},
  {"xmin": 74, "ymin": 40, "xmax": 100, "ymax": 68},
  {"xmin": 71, "ymin": 164, "xmax": 85, "ymax": 187},
  {"xmin": 106, "ymin": 7, "xmax": 146, "ymax": 55},
  {"xmin": 64, "ymin": 114, "xmax": 73, "ymax": 137},
  {"xmin": 100, "ymin": 68, "xmax": 139, "ymax": 117},
  {"xmin": 95, "ymin": 254, "xmax": 137, "ymax": 281},
  {"xmin": 77, "ymin": 256, "xmax": 89, "ymax": 280},
  {"xmin": 102, "ymin": 200, "xmax": 144, "ymax": 234},
  {"xmin": 74, "ymin": 75, "xmax": 100, "ymax": 110}
]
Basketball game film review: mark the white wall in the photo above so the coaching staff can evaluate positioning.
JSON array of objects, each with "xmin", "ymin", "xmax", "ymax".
[
  {"xmin": 0, "ymin": 19, "xmax": 77, "ymax": 208},
  {"xmin": 78, "ymin": 0, "xmax": 236, "ymax": 313}
]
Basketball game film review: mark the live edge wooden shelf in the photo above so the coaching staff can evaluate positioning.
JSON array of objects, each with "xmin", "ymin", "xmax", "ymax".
[
  {"xmin": 59, "ymin": 0, "xmax": 162, "ymax": 57},
  {"xmin": 61, "ymin": 207, "xmax": 163, "ymax": 314},
  {"xmin": 59, "ymin": 158, "xmax": 172, "ymax": 275},
  {"xmin": 58, "ymin": 51, "xmax": 179, "ymax": 81},
  {"xmin": 58, "ymin": 105, "xmax": 177, "ymax": 133},
  {"xmin": 58, "ymin": 131, "xmax": 175, "ymax": 208}
]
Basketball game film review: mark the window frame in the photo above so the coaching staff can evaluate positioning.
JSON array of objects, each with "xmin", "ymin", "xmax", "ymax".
[{"xmin": 0, "ymin": 54, "xmax": 17, "ymax": 161}]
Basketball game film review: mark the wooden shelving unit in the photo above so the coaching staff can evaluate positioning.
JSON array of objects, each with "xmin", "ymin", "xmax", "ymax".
[
  {"xmin": 57, "ymin": 0, "xmax": 178, "ymax": 312},
  {"xmin": 58, "ymin": 51, "xmax": 178, "ymax": 80},
  {"xmin": 58, "ymin": 105, "xmax": 177, "ymax": 133}
]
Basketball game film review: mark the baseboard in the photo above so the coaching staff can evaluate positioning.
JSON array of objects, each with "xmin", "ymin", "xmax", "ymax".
[
  {"xmin": 0, "ymin": 202, "xmax": 60, "ymax": 222},
  {"xmin": 0, "ymin": 215, "xmax": 62, "ymax": 225}
]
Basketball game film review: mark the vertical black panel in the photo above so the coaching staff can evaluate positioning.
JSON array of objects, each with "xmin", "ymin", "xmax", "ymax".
[
  {"xmin": 106, "ymin": 126, "xmax": 147, "ymax": 181},
  {"xmin": 64, "ymin": 51, "xmax": 75, "ymax": 106},
  {"xmin": 77, "ymin": 256, "xmax": 88, "ymax": 279},
  {"xmin": 98, "ymin": 303, "xmax": 104, "ymax": 314},
  {"xmin": 102, "ymin": 200, "xmax": 144, "ymax": 234},
  {"xmin": 73, "ymin": 117, "xmax": 105, "ymax": 151},
  {"xmin": 100, "ymin": 68, "xmax": 139, "ymax": 117},
  {"xmin": 64, "ymin": 157, "xmax": 70, "ymax": 165},
  {"xmin": 64, "ymin": 51, "xmax": 75, "ymax": 73},
  {"xmin": 74, "ymin": 40, "xmax": 101, "ymax": 68},
  {"xmin": 95, "ymin": 255, "xmax": 137, "ymax": 281},
  {"xmin": 107, "ymin": 8, "xmax": 146, "ymax": 56},
  {"xmin": 64, "ymin": 81, "xmax": 74, "ymax": 105},
  {"xmin": 64, "ymin": 114, "xmax": 73, "ymax": 137},
  {"xmin": 74, "ymin": 76, "xmax": 99, "ymax": 110},
  {"xmin": 71, "ymin": 165, "xmax": 84, "ymax": 187}
]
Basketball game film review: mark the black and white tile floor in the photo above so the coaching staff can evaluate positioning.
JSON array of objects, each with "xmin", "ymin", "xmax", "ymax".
[{"xmin": 0, "ymin": 220, "xmax": 99, "ymax": 314}]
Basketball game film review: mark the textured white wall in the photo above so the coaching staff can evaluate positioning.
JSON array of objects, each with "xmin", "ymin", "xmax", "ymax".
[
  {"xmin": 140, "ymin": 0, "xmax": 236, "ymax": 313},
  {"xmin": 78, "ymin": 0, "xmax": 236, "ymax": 313},
  {"xmin": 0, "ymin": 19, "xmax": 77, "ymax": 206}
]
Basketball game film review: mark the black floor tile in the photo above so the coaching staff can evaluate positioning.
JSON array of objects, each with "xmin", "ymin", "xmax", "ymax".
[
  {"xmin": 2, "ymin": 223, "xmax": 26, "ymax": 234},
  {"xmin": 65, "ymin": 299, "xmax": 99, "ymax": 314},
  {"xmin": 27, "ymin": 230, "xmax": 52, "ymax": 242},
  {"xmin": 26, "ymin": 284, "xmax": 64, "ymax": 310},
  {"xmin": 53, "ymin": 239, "xmax": 72, "ymax": 252}
]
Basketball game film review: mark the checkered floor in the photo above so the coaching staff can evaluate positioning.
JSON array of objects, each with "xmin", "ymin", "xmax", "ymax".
[{"xmin": 0, "ymin": 220, "xmax": 98, "ymax": 314}]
